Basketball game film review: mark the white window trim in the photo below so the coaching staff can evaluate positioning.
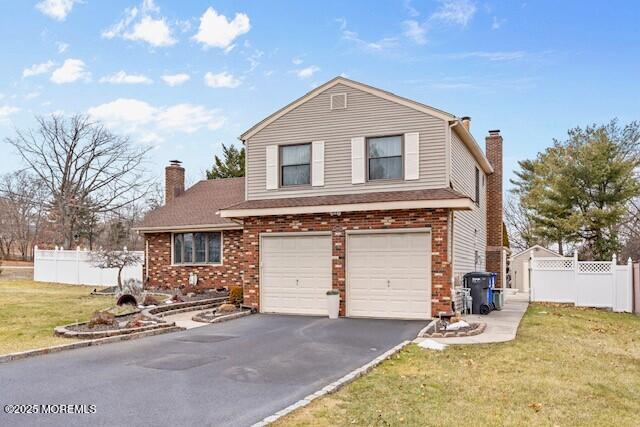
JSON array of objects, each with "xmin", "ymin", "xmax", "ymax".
[
  {"xmin": 171, "ymin": 231, "xmax": 224, "ymax": 267},
  {"xmin": 366, "ymin": 134, "xmax": 404, "ymax": 182},
  {"xmin": 280, "ymin": 142, "xmax": 313, "ymax": 187}
]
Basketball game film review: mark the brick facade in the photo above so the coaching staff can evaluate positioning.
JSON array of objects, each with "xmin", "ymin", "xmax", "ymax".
[
  {"xmin": 164, "ymin": 162, "xmax": 185, "ymax": 205},
  {"xmin": 485, "ymin": 130, "xmax": 505, "ymax": 287},
  {"xmin": 144, "ymin": 230, "xmax": 244, "ymax": 291},
  {"xmin": 241, "ymin": 208, "xmax": 452, "ymax": 317}
]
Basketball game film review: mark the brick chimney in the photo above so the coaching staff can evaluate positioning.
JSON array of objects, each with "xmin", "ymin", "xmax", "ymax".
[
  {"xmin": 165, "ymin": 160, "xmax": 185, "ymax": 205},
  {"xmin": 485, "ymin": 130, "xmax": 504, "ymax": 287}
]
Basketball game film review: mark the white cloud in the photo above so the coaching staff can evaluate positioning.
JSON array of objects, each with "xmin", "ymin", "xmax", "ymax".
[
  {"xmin": 295, "ymin": 66, "xmax": 320, "ymax": 79},
  {"xmin": 342, "ymin": 29, "xmax": 397, "ymax": 51},
  {"xmin": 36, "ymin": 0, "xmax": 79, "ymax": 21},
  {"xmin": 88, "ymin": 98, "xmax": 156, "ymax": 126},
  {"xmin": 492, "ymin": 16, "xmax": 505, "ymax": 30},
  {"xmin": 124, "ymin": 16, "xmax": 176, "ymax": 47},
  {"xmin": 99, "ymin": 71, "xmax": 153, "ymax": 84},
  {"xmin": 447, "ymin": 51, "xmax": 526, "ymax": 61},
  {"xmin": 193, "ymin": 7, "xmax": 250, "ymax": 50},
  {"xmin": 430, "ymin": 0, "xmax": 477, "ymax": 27},
  {"xmin": 338, "ymin": 19, "xmax": 397, "ymax": 52},
  {"xmin": 56, "ymin": 41, "xmax": 69, "ymax": 53},
  {"xmin": 204, "ymin": 71, "xmax": 241, "ymax": 88},
  {"xmin": 50, "ymin": 58, "xmax": 90, "ymax": 84},
  {"xmin": 25, "ymin": 92, "xmax": 41, "ymax": 100},
  {"xmin": 23, "ymin": 60, "xmax": 55, "ymax": 78},
  {"xmin": 403, "ymin": 20, "xmax": 427, "ymax": 44},
  {"xmin": 246, "ymin": 50, "xmax": 263, "ymax": 72},
  {"xmin": 404, "ymin": 0, "xmax": 420, "ymax": 17},
  {"xmin": 87, "ymin": 98, "xmax": 225, "ymax": 144},
  {"xmin": 157, "ymin": 104, "xmax": 225, "ymax": 133},
  {"xmin": 0, "ymin": 105, "xmax": 20, "ymax": 119},
  {"xmin": 161, "ymin": 73, "xmax": 190, "ymax": 86},
  {"xmin": 103, "ymin": 0, "xmax": 176, "ymax": 47},
  {"xmin": 292, "ymin": 56, "xmax": 303, "ymax": 65}
]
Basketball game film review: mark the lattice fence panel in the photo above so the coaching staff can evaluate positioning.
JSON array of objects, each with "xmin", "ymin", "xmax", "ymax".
[
  {"xmin": 532, "ymin": 258, "xmax": 574, "ymax": 271},
  {"xmin": 578, "ymin": 262, "xmax": 612, "ymax": 274}
]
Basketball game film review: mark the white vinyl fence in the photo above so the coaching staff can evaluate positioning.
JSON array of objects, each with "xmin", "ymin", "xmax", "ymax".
[
  {"xmin": 33, "ymin": 246, "xmax": 144, "ymax": 287},
  {"xmin": 530, "ymin": 253, "xmax": 633, "ymax": 312}
]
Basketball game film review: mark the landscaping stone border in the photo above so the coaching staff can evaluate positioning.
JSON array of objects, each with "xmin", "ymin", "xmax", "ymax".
[
  {"xmin": 191, "ymin": 309, "xmax": 252, "ymax": 323},
  {"xmin": 141, "ymin": 296, "xmax": 228, "ymax": 322},
  {"xmin": 53, "ymin": 296, "xmax": 229, "ymax": 340},
  {"xmin": 54, "ymin": 321, "xmax": 175, "ymax": 339},
  {"xmin": 0, "ymin": 326, "xmax": 183, "ymax": 364},
  {"xmin": 252, "ymin": 340, "xmax": 412, "ymax": 427},
  {"xmin": 419, "ymin": 321, "xmax": 486, "ymax": 338}
]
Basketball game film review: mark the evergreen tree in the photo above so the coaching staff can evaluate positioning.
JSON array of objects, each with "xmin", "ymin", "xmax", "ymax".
[
  {"xmin": 206, "ymin": 144, "xmax": 245, "ymax": 179},
  {"xmin": 511, "ymin": 120, "xmax": 640, "ymax": 258}
]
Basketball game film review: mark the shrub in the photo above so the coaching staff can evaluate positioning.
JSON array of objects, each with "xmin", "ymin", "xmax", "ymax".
[
  {"xmin": 142, "ymin": 294, "xmax": 159, "ymax": 306},
  {"xmin": 87, "ymin": 311, "xmax": 118, "ymax": 328},
  {"xmin": 229, "ymin": 286, "xmax": 243, "ymax": 306},
  {"xmin": 125, "ymin": 314, "xmax": 147, "ymax": 328},
  {"xmin": 216, "ymin": 303, "xmax": 237, "ymax": 314},
  {"xmin": 171, "ymin": 293, "xmax": 185, "ymax": 303}
]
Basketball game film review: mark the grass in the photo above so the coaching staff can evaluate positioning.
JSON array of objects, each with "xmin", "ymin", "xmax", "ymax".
[
  {"xmin": 0, "ymin": 279, "xmax": 128, "ymax": 355},
  {"xmin": 278, "ymin": 304, "xmax": 640, "ymax": 427}
]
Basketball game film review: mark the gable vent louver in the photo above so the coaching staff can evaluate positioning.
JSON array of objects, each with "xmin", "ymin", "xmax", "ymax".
[{"xmin": 330, "ymin": 93, "xmax": 347, "ymax": 110}]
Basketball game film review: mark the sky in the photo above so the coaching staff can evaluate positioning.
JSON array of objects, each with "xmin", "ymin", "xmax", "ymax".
[{"xmin": 0, "ymin": 0, "xmax": 638, "ymax": 188}]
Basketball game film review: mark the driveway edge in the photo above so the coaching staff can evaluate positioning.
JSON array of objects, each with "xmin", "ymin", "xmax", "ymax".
[
  {"xmin": 252, "ymin": 340, "xmax": 412, "ymax": 426},
  {"xmin": 0, "ymin": 325, "xmax": 184, "ymax": 364}
]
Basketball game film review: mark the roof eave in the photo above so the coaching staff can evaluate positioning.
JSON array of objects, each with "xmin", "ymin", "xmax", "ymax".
[
  {"xmin": 450, "ymin": 121, "xmax": 494, "ymax": 174},
  {"xmin": 239, "ymin": 76, "xmax": 456, "ymax": 142}
]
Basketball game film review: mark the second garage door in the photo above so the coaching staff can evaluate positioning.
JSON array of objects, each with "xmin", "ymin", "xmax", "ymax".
[
  {"xmin": 347, "ymin": 231, "xmax": 431, "ymax": 319},
  {"xmin": 260, "ymin": 234, "xmax": 332, "ymax": 315}
]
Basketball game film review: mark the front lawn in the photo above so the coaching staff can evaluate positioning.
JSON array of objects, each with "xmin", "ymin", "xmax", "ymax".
[
  {"xmin": 0, "ymin": 279, "xmax": 120, "ymax": 355},
  {"xmin": 278, "ymin": 304, "xmax": 640, "ymax": 426}
]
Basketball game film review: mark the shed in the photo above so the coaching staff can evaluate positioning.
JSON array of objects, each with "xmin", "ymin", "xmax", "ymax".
[{"xmin": 510, "ymin": 245, "xmax": 562, "ymax": 292}]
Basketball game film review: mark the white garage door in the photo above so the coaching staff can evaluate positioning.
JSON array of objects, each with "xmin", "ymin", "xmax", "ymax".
[
  {"xmin": 260, "ymin": 234, "xmax": 332, "ymax": 315},
  {"xmin": 347, "ymin": 231, "xmax": 431, "ymax": 319}
]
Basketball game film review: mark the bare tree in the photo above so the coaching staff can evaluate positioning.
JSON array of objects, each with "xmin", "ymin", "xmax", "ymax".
[
  {"xmin": 504, "ymin": 193, "xmax": 541, "ymax": 252},
  {"xmin": 6, "ymin": 114, "xmax": 151, "ymax": 248},
  {"xmin": 0, "ymin": 171, "xmax": 48, "ymax": 260},
  {"xmin": 90, "ymin": 249, "xmax": 142, "ymax": 291}
]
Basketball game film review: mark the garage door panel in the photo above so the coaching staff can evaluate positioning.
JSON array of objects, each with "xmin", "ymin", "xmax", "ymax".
[
  {"xmin": 347, "ymin": 231, "xmax": 431, "ymax": 320},
  {"xmin": 261, "ymin": 234, "xmax": 332, "ymax": 315}
]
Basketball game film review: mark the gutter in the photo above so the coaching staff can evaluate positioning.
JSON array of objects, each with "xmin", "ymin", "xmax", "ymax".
[{"xmin": 449, "ymin": 119, "xmax": 494, "ymax": 174}]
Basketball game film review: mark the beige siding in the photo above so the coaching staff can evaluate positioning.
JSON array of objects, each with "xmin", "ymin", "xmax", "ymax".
[
  {"xmin": 245, "ymin": 83, "xmax": 448, "ymax": 200},
  {"xmin": 451, "ymin": 129, "xmax": 487, "ymax": 284}
]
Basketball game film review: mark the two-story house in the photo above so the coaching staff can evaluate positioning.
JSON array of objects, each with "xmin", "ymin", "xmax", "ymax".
[{"xmin": 137, "ymin": 76, "xmax": 506, "ymax": 320}]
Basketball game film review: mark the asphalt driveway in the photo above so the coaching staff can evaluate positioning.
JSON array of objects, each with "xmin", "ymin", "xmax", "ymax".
[{"xmin": 0, "ymin": 314, "xmax": 424, "ymax": 427}]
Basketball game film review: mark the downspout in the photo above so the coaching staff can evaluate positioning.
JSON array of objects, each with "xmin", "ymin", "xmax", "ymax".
[
  {"xmin": 447, "ymin": 120, "xmax": 458, "ymax": 288},
  {"xmin": 144, "ymin": 236, "xmax": 149, "ymax": 283}
]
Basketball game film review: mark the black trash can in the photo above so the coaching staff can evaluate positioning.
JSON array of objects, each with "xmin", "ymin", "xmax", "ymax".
[{"xmin": 463, "ymin": 272, "xmax": 495, "ymax": 315}]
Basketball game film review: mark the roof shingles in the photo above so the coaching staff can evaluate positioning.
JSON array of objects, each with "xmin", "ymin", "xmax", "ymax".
[
  {"xmin": 138, "ymin": 177, "xmax": 244, "ymax": 230},
  {"xmin": 222, "ymin": 187, "xmax": 470, "ymax": 211}
]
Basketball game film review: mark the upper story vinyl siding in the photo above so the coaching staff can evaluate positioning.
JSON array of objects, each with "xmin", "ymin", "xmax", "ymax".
[
  {"xmin": 450, "ymin": 129, "xmax": 487, "ymax": 282},
  {"xmin": 245, "ymin": 83, "xmax": 448, "ymax": 200}
]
